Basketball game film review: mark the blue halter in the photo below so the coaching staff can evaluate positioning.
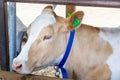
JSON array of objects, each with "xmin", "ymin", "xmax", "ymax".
[{"xmin": 57, "ymin": 30, "xmax": 75, "ymax": 78}]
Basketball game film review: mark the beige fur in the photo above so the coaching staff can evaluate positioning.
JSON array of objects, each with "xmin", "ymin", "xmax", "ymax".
[
  {"xmin": 27, "ymin": 10, "xmax": 112, "ymax": 80},
  {"xmin": 65, "ymin": 24, "xmax": 112, "ymax": 80},
  {"xmin": 13, "ymin": 6, "xmax": 113, "ymax": 80}
]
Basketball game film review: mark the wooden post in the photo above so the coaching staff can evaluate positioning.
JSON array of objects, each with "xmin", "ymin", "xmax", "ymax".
[
  {"xmin": 0, "ymin": 0, "xmax": 9, "ymax": 71},
  {"xmin": 66, "ymin": 5, "xmax": 76, "ymax": 17}
]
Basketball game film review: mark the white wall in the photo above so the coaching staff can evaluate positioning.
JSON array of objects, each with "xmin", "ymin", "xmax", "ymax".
[{"xmin": 17, "ymin": 3, "xmax": 120, "ymax": 27}]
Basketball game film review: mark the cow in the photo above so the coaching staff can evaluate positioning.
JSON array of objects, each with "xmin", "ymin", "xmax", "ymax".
[{"xmin": 12, "ymin": 6, "xmax": 120, "ymax": 80}]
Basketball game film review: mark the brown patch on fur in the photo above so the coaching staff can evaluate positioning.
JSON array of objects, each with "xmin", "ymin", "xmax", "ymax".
[
  {"xmin": 52, "ymin": 11, "xmax": 57, "ymax": 17},
  {"xmin": 65, "ymin": 24, "xmax": 112, "ymax": 80},
  {"xmin": 26, "ymin": 39, "xmax": 41, "ymax": 71},
  {"xmin": 26, "ymin": 13, "xmax": 67, "ymax": 71},
  {"xmin": 85, "ymin": 63, "xmax": 111, "ymax": 80},
  {"xmin": 44, "ymin": 6, "xmax": 53, "ymax": 10},
  {"xmin": 25, "ymin": 9, "xmax": 112, "ymax": 80}
]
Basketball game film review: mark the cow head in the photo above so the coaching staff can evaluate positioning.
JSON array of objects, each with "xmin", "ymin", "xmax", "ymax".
[{"xmin": 12, "ymin": 6, "xmax": 84, "ymax": 74}]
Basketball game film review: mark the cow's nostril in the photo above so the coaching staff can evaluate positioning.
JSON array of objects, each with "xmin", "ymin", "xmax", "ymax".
[
  {"xmin": 12, "ymin": 62, "xmax": 23, "ymax": 71},
  {"xmin": 16, "ymin": 64, "xmax": 22, "ymax": 69}
]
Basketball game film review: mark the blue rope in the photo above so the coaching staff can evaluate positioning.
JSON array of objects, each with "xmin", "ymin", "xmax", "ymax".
[
  {"xmin": 61, "ymin": 67, "xmax": 68, "ymax": 78},
  {"xmin": 57, "ymin": 30, "xmax": 75, "ymax": 78}
]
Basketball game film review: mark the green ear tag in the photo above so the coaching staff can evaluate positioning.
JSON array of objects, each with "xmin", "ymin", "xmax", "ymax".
[
  {"xmin": 67, "ymin": 12, "xmax": 81, "ymax": 28},
  {"xmin": 72, "ymin": 18, "xmax": 81, "ymax": 28},
  {"xmin": 67, "ymin": 12, "xmax": 72, "ymax": 17}
]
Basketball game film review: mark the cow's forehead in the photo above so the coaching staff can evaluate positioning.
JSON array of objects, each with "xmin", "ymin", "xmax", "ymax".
[
  {"xmin": 38, "ymin": 15, "xmax": 67, "ymax": 35},
  {"xmin": 15, "ymin": 11, "xmax": 56, "ymax": 63},
  {"xmin": 39, "ymin": 26, "xmax": 53, "ymax": 35},
  {"xmin": 29, "ymin": 12, "xmax": 56, "ymax": 39}
]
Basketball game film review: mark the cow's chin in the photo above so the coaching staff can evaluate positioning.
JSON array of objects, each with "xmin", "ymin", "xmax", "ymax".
[
  {"xmin": 33, "ymin": 65, "xmax": 48, "ymax": 71},
  {"xmin": 32, "ymin": 61, "xmax": 57, "ymax": 72},
  {"xmin": 15, "ymin": 68, "xmax": 31, "ymax": 74},
  {"xmin": 17, "ymin": 70, "xmax": 31, "ymax": 74},
  {"xmin": 33, "ymin": 63, "xmax": 54, "ymax": 72}
]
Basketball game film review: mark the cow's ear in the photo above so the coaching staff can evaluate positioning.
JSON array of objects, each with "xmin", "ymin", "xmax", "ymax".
[
  {"xmin": 44, "ymin": 5, "xmax": 53, "ymax": 10},
  {"xmin": 43, "ymin": 5, "xmax": 57, "ymax": 17},
  {"xmin": 67, "ymin": 11, "xmax": 84, "ymax": 30}
]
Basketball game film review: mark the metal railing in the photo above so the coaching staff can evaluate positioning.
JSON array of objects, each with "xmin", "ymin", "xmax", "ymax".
[
  {"xmin": 7, "ymin": 2, "xmax": 16, "ymax": 72},
  {"xmin": 5, "ymin": 0, "xmax": 120, "ymax": 72}
]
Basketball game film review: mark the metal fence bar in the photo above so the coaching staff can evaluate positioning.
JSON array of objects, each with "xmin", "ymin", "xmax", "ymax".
[
  {"xmin": 6, "ymin": 0, "xmax": 120, "ymax": 8},
  {"xmin": 8, "ymin": 2, "xmax": 16, "ymax": 72}
]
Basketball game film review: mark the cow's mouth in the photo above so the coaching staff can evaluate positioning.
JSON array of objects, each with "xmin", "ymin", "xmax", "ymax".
[
  {"xmin": 33, "ymin": 60, "xmax": 58, "ymax": 72},
  {"xmin": 33, "ymin": 65, "xmax": 48, "ymax": 71},
  {"xmin": 33, "ymin": 63, "xmax": 55, "ymax": 72}
]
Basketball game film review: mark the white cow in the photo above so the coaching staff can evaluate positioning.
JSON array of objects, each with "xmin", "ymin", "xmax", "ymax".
[{"xmin": 12, "ymin": 6, "xmax": 120, "ymax": 80}]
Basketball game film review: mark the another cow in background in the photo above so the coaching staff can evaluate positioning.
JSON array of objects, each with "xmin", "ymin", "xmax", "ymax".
[
  {"xmin": 12, "ymin": 6, "xmax": 120, "ymax": 80},
  {"xmin": 16, "ymin": 16, "xmax": 27, "ymax": 53}
]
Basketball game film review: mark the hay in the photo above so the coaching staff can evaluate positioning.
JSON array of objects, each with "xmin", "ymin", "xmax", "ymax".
[{"xmin": 32, "ymin": 66, "xmax": 62, "ymax": 78}]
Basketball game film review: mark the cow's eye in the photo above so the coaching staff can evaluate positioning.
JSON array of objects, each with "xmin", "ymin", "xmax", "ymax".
[{"xmin": 43, "ymin": 35, "xmax": 52, "ymax": 41}]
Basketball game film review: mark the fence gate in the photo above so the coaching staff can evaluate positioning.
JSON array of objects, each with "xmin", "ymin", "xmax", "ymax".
[{"xmin": 0, "ymin": 0, "xmax": 120, "ymax": 71}]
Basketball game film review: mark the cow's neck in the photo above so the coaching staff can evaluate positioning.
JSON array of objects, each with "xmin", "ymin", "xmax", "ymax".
[{"xmin": 64, "ymin": 24, "xmax": 112, "ymax": 80}]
